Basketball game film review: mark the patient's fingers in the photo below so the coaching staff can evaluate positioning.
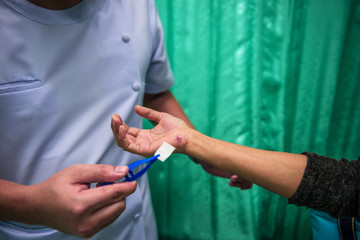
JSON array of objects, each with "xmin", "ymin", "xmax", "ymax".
[
  {"xmin": 134, "ymin": 105, "xmax": 164, "ymax": 123},
  {"xmin": 111, "ymin": 114, "xmax": 123, "ymax": 135},
  {"xmin": 125, "ymin": 127, "xmax": 141, "ymax": 137},
  {"xmin": 119, "ymin": 125, "xmax": 127, "ymax": 140},
  {"xmin": 112, "ymin": 115, "xmax": 133, "ymax": 149}
]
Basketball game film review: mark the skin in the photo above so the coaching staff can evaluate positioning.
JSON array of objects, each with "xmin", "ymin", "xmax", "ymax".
[
  {"xmin": 143, "ymin": 91, "xmax": 253, "ymax": 190},
  {"xmin": 0, "ymin": 90, "xmax": 250, "ymax": 238},
  {"xmin": 111, "ymin": 105, "xmax": 308, "ymax": 198},
  {"xmin": 0, "ymin": 165, "xmax": 136, "ymax": 238},
  {"xmin": 0, "ymin": 1, "xmax": 137, "ymax": 238},
  {"xmin": 26, "ymin": 0, "xmax": 249, "ymax": 188},
  {"xmin": 26, "ymin": 0, "xmax": 82, "ymax": 10},
  {"xmin": 0, "ymin": 2, "xmax": 138, "ymax": 239},
  {"xmin": 0, "ymin": 2, "xmax": 250, "ymax": 236}
]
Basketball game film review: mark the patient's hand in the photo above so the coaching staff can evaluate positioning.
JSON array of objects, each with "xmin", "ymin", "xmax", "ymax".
[
  {"xmin": 112, "ymin": 105, "xmax": 253, "ymax": 191},
  {"xmin": 111, "ymin": 105, "xmax": 191, "ymax": 156}
]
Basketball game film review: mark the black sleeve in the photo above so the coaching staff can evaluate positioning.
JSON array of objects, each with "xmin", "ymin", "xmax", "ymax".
[{"xmin": 288, "ymin": 152, "xmax": 360, "ymax": 218}]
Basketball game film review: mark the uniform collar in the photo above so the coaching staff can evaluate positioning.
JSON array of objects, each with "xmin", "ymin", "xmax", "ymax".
[{"xmin": 1, "ymin": 0, "xmax": 100, "ymax": 25}]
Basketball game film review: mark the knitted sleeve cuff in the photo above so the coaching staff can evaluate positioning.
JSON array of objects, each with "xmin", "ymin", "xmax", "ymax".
[{"xmin": 288, "ymin": 152, "xmax": 359, "ymax": 218}]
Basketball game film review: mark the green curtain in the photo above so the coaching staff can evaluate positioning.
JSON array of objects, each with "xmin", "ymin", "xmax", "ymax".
[{"xmin": 146, "ymin": 0, "xmax": 360, "ymax": 239}]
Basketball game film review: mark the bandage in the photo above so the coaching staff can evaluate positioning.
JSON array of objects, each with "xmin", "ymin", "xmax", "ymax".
[{"xmin": 155, "ymin": 142, "xmax": 176, "ymax": 162}]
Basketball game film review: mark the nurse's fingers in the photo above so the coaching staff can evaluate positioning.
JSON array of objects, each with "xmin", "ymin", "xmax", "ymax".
[
  {"xmin": 73, "ymin": 199, "xmax": 128, "ymax": 238},
  {"xmin": 71, "ymin": 164, "xmax": 128, "ymax": 184},
  {"xmin": 84, "ymin": 181, "xmax": 137, "ymax": 212}
]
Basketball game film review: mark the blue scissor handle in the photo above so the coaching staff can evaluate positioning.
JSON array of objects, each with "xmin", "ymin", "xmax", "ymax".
[
  {"xmin": 124, "ymin": 154, "xmax": 160, "ymax": 182},
  {"xmin": 99, "ymin": 154, "xmax": 160, "ymax": 186}
]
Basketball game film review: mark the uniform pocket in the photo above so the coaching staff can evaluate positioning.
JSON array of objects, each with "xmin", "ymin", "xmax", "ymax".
[
  {"xmin": 0, "ymin": 77, "xmax": 43, "ymax": 94},
  {"xmin": 0, "ymin": 76, "xmax": 45, "ymax": 120}
]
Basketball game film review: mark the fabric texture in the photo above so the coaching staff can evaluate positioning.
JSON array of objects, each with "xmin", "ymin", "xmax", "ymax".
[
  {"xmin": 0, "ymin": 0, "xmax": 173, "ymax": 239},
  {"xmin": 149, "ymin": 0, "xmax": 360, "ymax": 239},
  {"xmin": 289, "ymin": 153, "xmax": 359, "ymax": 218}
]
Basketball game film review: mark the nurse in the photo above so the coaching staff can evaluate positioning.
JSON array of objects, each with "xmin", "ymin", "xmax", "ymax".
[
  {"xmin": 0, "ymin": 1, "xmax": 246, "ymax": 239},
  {"xmin": 0, "ymin": 0, "xmax": 162, "ymax": 239}
]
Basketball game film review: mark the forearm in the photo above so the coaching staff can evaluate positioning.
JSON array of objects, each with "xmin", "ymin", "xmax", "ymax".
[
  {"xmin": 0, "ymin": 179, "xmax": 37, "ymax": 224},
  {"xmin": 186, "ymin": 130, "xmax": 307, "ymax": 198}
]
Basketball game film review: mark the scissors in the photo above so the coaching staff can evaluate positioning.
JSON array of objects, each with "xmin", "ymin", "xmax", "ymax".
[{"xmin": 99, "ymin": 154, "xmax": 160, "ymax": 186}]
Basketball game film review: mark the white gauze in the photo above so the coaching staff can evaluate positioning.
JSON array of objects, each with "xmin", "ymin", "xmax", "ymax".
[{"xmin": 155, "ymin": 142, "xmax": 176, "ymax": 162}]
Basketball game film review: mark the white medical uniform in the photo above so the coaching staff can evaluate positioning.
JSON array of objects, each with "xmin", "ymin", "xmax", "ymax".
[{"xmin": 0, "ymin": 0, "xmax": 174, "ymax": 239}]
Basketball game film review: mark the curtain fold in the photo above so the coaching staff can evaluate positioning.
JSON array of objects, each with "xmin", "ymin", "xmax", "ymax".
[{"xmin": 148, "ymin": 0, "xmax": 360, "ymax": 239}]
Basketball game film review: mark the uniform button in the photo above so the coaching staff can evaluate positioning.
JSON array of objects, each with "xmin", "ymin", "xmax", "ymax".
[
  {"xmin": 134, "ymin": 213, "xmax": 141, "ymax": 220},
  {"xmin": 132, "ymin": 82, "xmax": 141, "ymax": 91},
  {"xmin": 122, "ymin": 34, "xmax": 130, "ymax": 43}
]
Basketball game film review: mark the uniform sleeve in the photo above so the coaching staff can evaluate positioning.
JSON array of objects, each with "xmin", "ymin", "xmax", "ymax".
[
  {"xmin": 288, "ymin": 152, "xmax": 360, "ymax": 218},
  {"xmin": 145, "ymin": 0, "xmax": 174, "ymax": 94}
]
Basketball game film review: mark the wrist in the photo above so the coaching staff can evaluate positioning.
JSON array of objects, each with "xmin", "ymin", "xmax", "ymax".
[
  {"xmin": 181, "ymin": 128, "xmax": 196, "ymax": 155},
  {"xmin": 184, "ymin": 130, "xmax": 215, "ymax": 166},
  {"xmin": 189, "ymin": 156, "xmax": 200, "ymax": 164},
  {"xmin": 0, "ymin": 180, "xmax": 38, "ymax": 224}
]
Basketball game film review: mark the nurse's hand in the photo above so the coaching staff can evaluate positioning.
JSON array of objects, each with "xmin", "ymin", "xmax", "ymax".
[{"xmin": 29, "ymin": 164, "xmax": 136, "ymax": 238}]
